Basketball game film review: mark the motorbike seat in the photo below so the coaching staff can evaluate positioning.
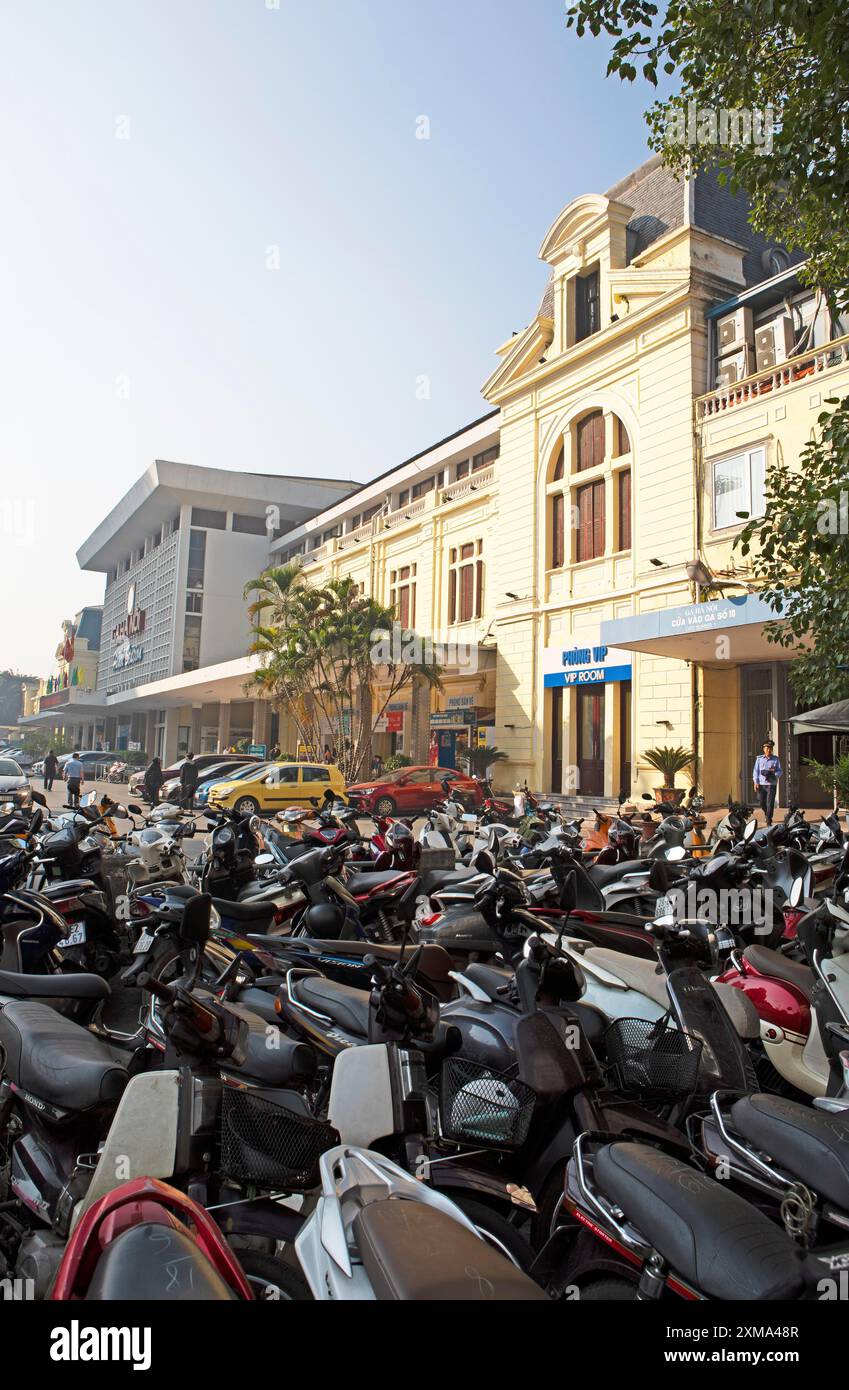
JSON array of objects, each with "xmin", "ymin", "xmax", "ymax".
[
  {"xmin": 210, "ymin": 998, "xmax": 317, "ymax": 1085},
  {"xmin": 86, "ymin": 1222, "xmax": 236, "ymax": 1300},
  {"xmin": 38, "ymin": 877, "xmax": 99, "ymax": 898},
  {"xmin": 594, "ymin": 1141, "xmax": 805, "ymax": 1299},
  {"xmin": 211, "ymin": 895, "xmax": 277, "ymax": 923},
  {"xmin": 344, "ymin": 870, "xmax": 410, "ymax": 893},
  {"xmin": 463, "ymin": 962, "xmax": 514, "ymax": 1000},
  {"xmin": 418, "ymin": 865, "xmax": 478, "ymax": 896},
  {"xmin": 731, "ymin": 1092, "xmax": 849, "ymax": 1211},
  {"xmin": 0, "ymin": 1001, "xmax": 128, "ymax": 1111},
  {"xmin": 583, "ymin": 947, "xmax": 670, "ymax": 1009},
  {"xmin": 353, "ymin": 1197, "xmax": 548, "ymax": 1300},
  {"xmin": 587, "ymin": 859, "xmax": 648, "ymax": 889},
  {"xmin": 289, "ymin": 972, "xmax": 370, "ymax": 1037},
  {"xmin": 0, "ymin": 969, "xmax": 110, "ymax": 1000},
  {"xmin": 743, "ymin": 945, "xmax": 813, "ymax": 994}
]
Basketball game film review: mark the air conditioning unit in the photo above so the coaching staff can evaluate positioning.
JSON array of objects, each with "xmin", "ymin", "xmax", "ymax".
[
  {"xmin": 715, "ymin": 346, "xmax": 751, "ymax": 388},
  {"xmin": 754, "ymin": 315, "xmax": 795, "ymax": 371},
  {"xmin": 716, "ymin": 306, "xmax": 754, "ymax": 356}
]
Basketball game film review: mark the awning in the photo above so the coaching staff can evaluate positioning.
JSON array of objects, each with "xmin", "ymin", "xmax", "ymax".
[
  {"xmin": 791, "ymin": 700, "xmax": 849, "ymax": 735},
  {"xmin": 599, "ymin": 593, "xmax": 786, "ymax": 664}
]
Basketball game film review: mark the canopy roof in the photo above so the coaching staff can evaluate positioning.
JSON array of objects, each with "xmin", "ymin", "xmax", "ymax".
[{"xmin": 791, "ymin": 700, "xmax": 849, "ymax": 735}]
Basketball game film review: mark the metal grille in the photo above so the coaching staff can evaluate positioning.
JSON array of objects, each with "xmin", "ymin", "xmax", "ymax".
[
  {"xmin": 604, "ymin": 1017, "xmax": 703, "ymax": 1099},
  {"xmin": 439, "ymin": 1057, "xmax": 536, "ymax": 1150},
  {"xmin": 219, "ymin": 1086, "xmax": 339, "ymax": 1190}
]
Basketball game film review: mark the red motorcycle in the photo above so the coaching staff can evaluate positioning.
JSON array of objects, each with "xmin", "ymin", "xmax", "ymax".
[{"xmin": 51, "ymin": 1176, "xmax": 253, "ymax": 1301}]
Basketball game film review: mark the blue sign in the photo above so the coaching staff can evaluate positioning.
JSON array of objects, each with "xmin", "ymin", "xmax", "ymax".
[
  {"xmin": 541, "ymin": 641, "xmax": 632, "ymax": 688},
  {"xmin": 544, "ymin": 665, "xmax": 632, "ymax": 688}
]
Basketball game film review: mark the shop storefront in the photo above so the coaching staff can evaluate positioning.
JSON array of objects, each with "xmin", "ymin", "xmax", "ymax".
[
  {"xmin": 600, "ymin": 593, "xmax": 829, "ymax": 806},
  {"xmin": 542, "ymin": 642, "xmax": 633, "ymax": 796}
]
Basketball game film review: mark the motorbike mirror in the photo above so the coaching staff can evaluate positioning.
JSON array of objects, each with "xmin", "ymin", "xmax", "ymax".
[
  {"xmin": 81, "ymin": 791, "xmax": 97, "ymax": 806},
  {"xmin": 113, "ymin": 804, "xmax": 129, "ymax": 818},
  {"xmin": 743, "ymin": 817, "xmax": 757, "ymax": 841},
  {"xmin": 789, "ymin": 876, "xmax": 805, "ymax": 907},
  {"xmin": 180, "ymin": 892, "xmax": 212, "ymax": 958},
  {"xmin": 665, "ymin": 845, "xmax": 686, "ymax": 862},
  {"xmin": 641, "ymin": 792, "xmax": 654, "ymax": 802},
  {"xmin": 254, "ymin": 852, "xmax": 275, "ymax": 868},
  {"xmin": 559, "ymin": 869, "xmax": 578, "ymax": 915},
  {"xmin": 309, "ymin": 797, "xmax": 319, "ymax": 807}
]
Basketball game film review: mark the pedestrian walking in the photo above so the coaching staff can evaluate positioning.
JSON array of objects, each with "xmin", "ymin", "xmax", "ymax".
[
  {"xmin": 753, "ymin": 739, "xmax": 782, "ymax": 826},
  {"xmin": 180, "ymin": 752, "xmax": 199, "ymax": 810},
  {"xmin": 143, "ymin": 755, "xmax": 164, "ymax": 806},
  {"xmin": 64, "ymin": 751, "xmax": 85, "ymax": 809},
  {"xmin": 43, "ymin": 748, "xmax": 58, "ymax": 792}
]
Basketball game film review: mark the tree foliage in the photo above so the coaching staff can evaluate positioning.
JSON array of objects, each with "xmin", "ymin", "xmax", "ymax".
[
  {"xmin": 566, "ymin": 0, "xmax": 849, "ymax": 703},
  {"xmin": 244, "ymin": 563, "xmax": 441, "ymax": 783}
]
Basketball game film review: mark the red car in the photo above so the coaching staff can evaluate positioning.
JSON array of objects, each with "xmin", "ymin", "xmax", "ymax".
[{"xmin": 346, "ymin": 765, "xmax": 483, "ymax": 817}]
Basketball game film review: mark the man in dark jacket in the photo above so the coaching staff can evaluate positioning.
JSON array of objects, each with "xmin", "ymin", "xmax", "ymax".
[
  {"xmin": 143, "ymin": 756, "xmax": 164, "ymax": 806},
  {"xmin": 180, "ymin": 752, "xmax": 199, "ymax": 809},
  {"xmin": 43, "ymin": 749, "xmax": 58, "ymax": 792}
]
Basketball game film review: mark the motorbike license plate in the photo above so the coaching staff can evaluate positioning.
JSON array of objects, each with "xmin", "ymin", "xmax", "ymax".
[
  {"xmin": 56, "ymin": 923, "xmax": 87, "ymax": 949},
  {"xmin": 133, "ymin": 930, "xmax": 155, "ymax": 954}
]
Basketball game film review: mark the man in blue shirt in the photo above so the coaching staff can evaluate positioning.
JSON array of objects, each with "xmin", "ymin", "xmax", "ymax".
[
  {"xmin": 753, "ymin": 740, "xmax": 782, "ymax": 826},
  {"xmin": 63, "ymin": 752, "xmax": 85, "ymax": 809}
]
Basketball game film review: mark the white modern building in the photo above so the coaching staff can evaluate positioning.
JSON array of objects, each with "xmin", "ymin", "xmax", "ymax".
[{"xmin": 29, "ymin": 461, "xmax": 352, "ymax": 763}]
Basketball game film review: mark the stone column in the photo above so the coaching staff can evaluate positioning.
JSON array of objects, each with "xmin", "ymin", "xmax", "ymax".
[
  {"xmin": 217, "ymin": 701, "xmax": 231, "ymax": 754},
  {"xmin": 163, "ymin": 709, "xmax": 180, "ymax": 767},
  {"xmin": 145, "ymin": 711, "xmax": 156, "ymax": 759},
  {"xmin": 190, "ymin": 705, "xmax": 203, "ymax": 755},
  {"xmin": 409, "ymin": 676, "xmax": 432, "ymax": 765},
  {"xmin": 251, "ymin": 700, "xmax": 269, "ymax": 750}
]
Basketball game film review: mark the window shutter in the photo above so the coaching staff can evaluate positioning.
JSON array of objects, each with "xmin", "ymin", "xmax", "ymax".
[
  {"xmin": 475, "ymin": 560, "xmax": 484, "ymax": 618},
  {"xmin": 592, "ymin": 481, "xmax": 605, "ymax": 558},
  {"xmin": 578, "ymin": 485, "xmax": 593, "ymax": 561},
  {"xmin": 552, "ymin": 493, "xmax": 565, "ymax": 568},
  {"xmin": 578, "ymin": 412, "xmax": 604, "ymax": 471},
  {"xmin": 460, "ymin": 563, "xmax": 474, "ymax": 622},
  {"xmin": 618, "ymin": 470, "xmax": 632, "ymax": 550},
  {"xmin": 448, "ymin": 569, "xmax": 456, "ymax": 623}
]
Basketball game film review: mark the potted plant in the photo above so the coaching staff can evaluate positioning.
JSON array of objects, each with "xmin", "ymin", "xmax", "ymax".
[{"xmin": 641, "ymin": 745, "xmax": 695, "ymax": 804}]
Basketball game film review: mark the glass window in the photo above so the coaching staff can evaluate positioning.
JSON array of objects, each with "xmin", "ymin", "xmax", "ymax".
[
  {"xmin": 186, "ymin": 592, "xmax": 203, "ymax": 614},
  {"xmin": 302, "ymin": 766, "xmax": 330, "ymax": 781},
  {"xmin": 712, "ymin": 448, "xmax": 766, "ymax": 529},
  {"xmin": 182, "ymin": 613, "xmax": 202, "ymax": 672},
  {"xmin": 267, "ymin": 764, "xmax": 299, "ymax": 784},
  {"xmin": 472, "ymin": 447, "xmax": 498, "ymax": 472},
  {"xmin": 187, "ymin": 529, "xmax": 206, "ymax": 589},
  {"xmin": 575, "ymin": 268, "xmax": 600, "ymax": 342},
  {"xmin": 411, "ymin": 477, "xmax": 434, "ymax": 499}
]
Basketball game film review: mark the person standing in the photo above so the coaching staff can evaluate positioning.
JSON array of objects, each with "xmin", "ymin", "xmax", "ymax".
[
  {"xmin": 143, "ymin": 755, "xmax": 164, "ymax": 806},
  {"xmin": 43, "ymin": 749, "xmax": 58, "ymax": 792},
  {"xmin": 753, "ymin": 739, "xmax": 782, "ymax": 826},
  {"xmin": 64, "ymin": 751, "xmax": 84, "ymax": 809},
  {"xmin": 180, "ymin": 752, "xmax": 199, "ymax": 810}
]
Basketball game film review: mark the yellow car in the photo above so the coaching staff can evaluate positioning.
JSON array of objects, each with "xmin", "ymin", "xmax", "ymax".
[{"xmin": 206, "ymin": 761, "xmax": 347, "ymax": 816}]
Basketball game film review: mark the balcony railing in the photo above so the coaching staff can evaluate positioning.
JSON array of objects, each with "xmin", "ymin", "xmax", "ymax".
[
  {"xmin": 697, "ymin": 332, "xmax": 849, "ymax": 418},
  {"xmin": 382, "ymin": 496, "xmax": 428, "ymax": 531},
  {"xmin": 439, "ymin": 463, "xmax": 496, "ymax": 504}
]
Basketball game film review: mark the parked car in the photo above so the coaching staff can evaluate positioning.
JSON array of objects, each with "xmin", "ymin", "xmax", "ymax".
[
  {"xmin": 128, "ymin": 752, "xmax": 262, "ymax": 798},
  {"xmin": 193, "ymin": 761, "xmax": 268, "ymax": 809},
  {"xmin": 346, "ymin": 765, "xmax": 482, "ymax": 817},
  {"xmin": 206, "ymin": 761, "xmax": 347, "ymax": 816},
  {"xmin": 160, "ymin": 758, "xmax": 258, "ymax": 805},
  {"xmin": 0, "ymin": 757, "xmax": 32, "ymax": 808}
]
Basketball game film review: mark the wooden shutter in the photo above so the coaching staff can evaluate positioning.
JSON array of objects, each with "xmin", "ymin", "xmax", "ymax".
[
  {"xmin": 577, "ymin": 412, "xmax": 604, "ymax": 471},
  {"xmin": 592, "ymin": 481, "xmax": 605, "ymax": 558},
  {"xmin": 618, "ymin": 470, "xmax": 632, "ymax": 550},
  {"xmin": 475, "ymin": 559, "xmax": 484, "ymax": 617},
  {"xmin": 460, "ymin": 563, "xmax": 474, "ymax": 621},
  {"xmin": 448, "ymin": 569, "xmax": 456, "ymax": 623},
  {"xmin": 577, "ymin": 485, "xmax": 593, "ymax": 561},
  {"xmin": 552, "ymin": 493, "xmax": 565, "ymax": 568}
]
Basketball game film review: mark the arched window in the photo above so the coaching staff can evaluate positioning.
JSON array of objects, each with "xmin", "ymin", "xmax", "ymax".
[{"xmin": 546, "ymin": 411, "xmax": 633, "ymax": 569}]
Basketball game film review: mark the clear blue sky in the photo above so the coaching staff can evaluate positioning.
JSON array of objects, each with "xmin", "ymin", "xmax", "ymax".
[{"xmin": 0, "ymin": 0, "xmax": 655, "ymax": 677}]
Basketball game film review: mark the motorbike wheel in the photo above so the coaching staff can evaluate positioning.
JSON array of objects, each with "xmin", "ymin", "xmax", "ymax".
[
  {"xmin": 235, "ymin": 1252, "xmax": 312, "ymax": 1301},
  {"xmin": 374, "ymin": 795, "xmax": 396, "ymax": 817},
  {"xmin": 446, "ymin": 1195, "xmax": 534, "ymax": 1271}
]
